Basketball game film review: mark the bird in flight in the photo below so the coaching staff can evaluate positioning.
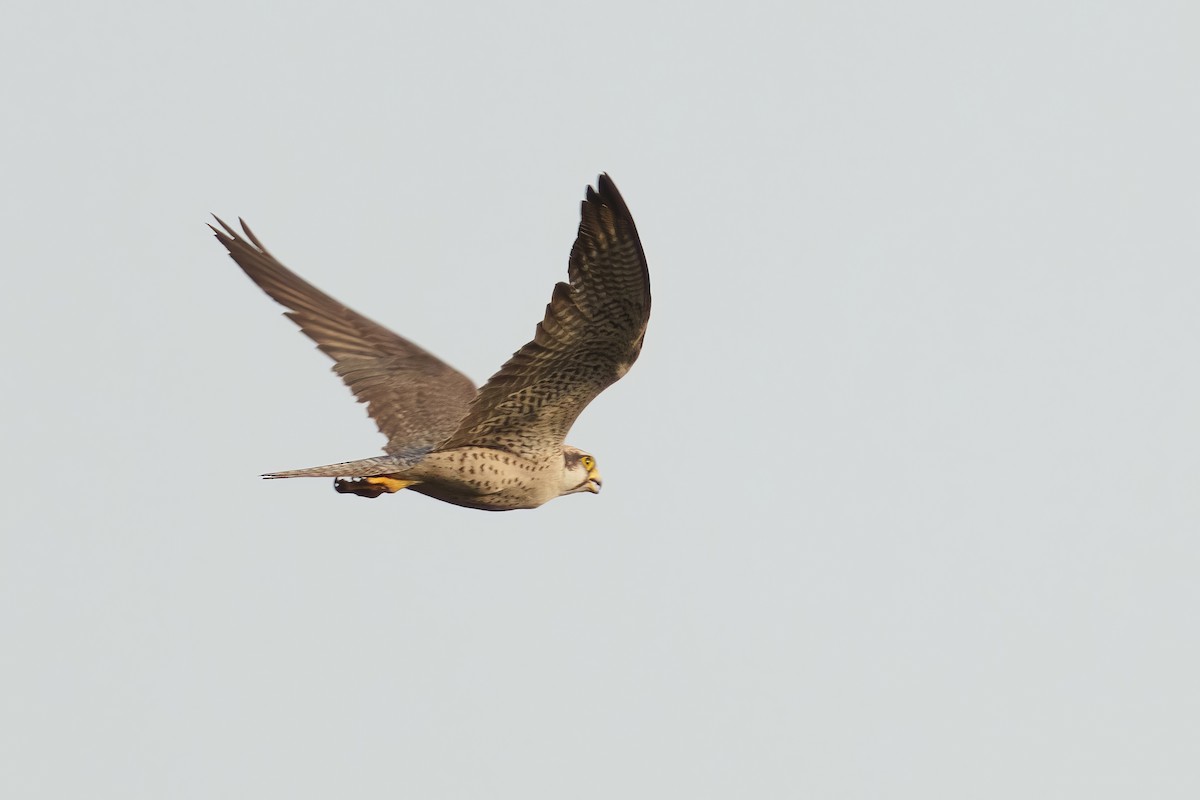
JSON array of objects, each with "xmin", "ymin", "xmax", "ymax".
[{"xmin": 211, "ymin": 174, "xmax": 650, "ymax": 511}]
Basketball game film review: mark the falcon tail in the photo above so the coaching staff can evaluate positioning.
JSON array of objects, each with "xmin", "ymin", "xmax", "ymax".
[{"xmin": 262, "ymin": 455, "xmax": 411, "ymax": 479}]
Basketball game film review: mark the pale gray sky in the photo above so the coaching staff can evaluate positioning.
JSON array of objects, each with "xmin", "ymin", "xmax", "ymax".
[{"xmin": 3, "ymin": 0, "xmax": 1199, "ymax": 797}]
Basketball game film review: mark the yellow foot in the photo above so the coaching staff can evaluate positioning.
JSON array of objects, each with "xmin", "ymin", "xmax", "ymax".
[{"xmin": 333, "ymin": 476, "xmax": 419, "ymax": 499}]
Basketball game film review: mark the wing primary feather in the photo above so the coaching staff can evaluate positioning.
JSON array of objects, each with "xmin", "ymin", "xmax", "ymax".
[
  {"xmin": 439, "ymin": 175, "xmax": 650, "ymax": 458},
  {"xmin": 212, "ymin": 216, "xmax": 477, "ymax": 455}
]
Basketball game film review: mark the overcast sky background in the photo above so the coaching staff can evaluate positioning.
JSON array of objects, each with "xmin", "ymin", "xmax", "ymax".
[{"xmin": 3, "ymin": 1, "xmax": 1198, "ymax": 797}]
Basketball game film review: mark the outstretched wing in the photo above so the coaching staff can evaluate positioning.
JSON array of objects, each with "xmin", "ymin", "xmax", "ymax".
[
  {"xmin": 439, "ymin": 174, "xmax": 650, "ymax": 459},
  {"xmin": 211, "ymin": 217, "xmax": 477, "ymax": 460}
]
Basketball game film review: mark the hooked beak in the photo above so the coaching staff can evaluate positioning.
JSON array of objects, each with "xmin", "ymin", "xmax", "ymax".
[{"xmin": 586, "ymin": 469, "xmax": 603, "ymax": 494}]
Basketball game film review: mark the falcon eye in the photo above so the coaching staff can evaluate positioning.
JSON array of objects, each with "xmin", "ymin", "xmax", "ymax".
[{"xmin": 581, "ymin": 455, "xmax": 595, "ymax": 470}]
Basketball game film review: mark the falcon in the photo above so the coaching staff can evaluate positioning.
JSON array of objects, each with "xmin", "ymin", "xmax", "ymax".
[{"xmin": 212, "ymin": 174, "xmax": 650, "ymax": 511}]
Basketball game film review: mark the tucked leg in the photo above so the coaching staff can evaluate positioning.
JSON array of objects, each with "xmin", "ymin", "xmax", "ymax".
[{"xmin": 333, "ymin": 476, "xmax": 419, "ymax": 498}]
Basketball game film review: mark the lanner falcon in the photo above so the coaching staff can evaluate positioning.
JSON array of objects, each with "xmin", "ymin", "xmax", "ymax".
[{"xmin": 211, "ymin": 174, "xmax": 650, "ymax": 511}]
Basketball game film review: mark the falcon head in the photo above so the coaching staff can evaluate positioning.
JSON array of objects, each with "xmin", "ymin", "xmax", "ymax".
[{"xmin": 561, "ymin": 446, "xmax": 602, "ymax": 496}]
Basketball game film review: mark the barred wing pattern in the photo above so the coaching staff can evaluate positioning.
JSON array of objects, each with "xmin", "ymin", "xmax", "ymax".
[
  {"xmin": 211, "ymin": 218, "xmax": 477, "ymax": 461},
  {"xmin": 440, "ymin": 174, "xmax": 650, "ymax": 460}
]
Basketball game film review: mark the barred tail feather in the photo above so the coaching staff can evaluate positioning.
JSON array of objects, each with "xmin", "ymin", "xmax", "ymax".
[{"xmin": 263, "ymin": 455, "xmax": 409, "ymax": 479}]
